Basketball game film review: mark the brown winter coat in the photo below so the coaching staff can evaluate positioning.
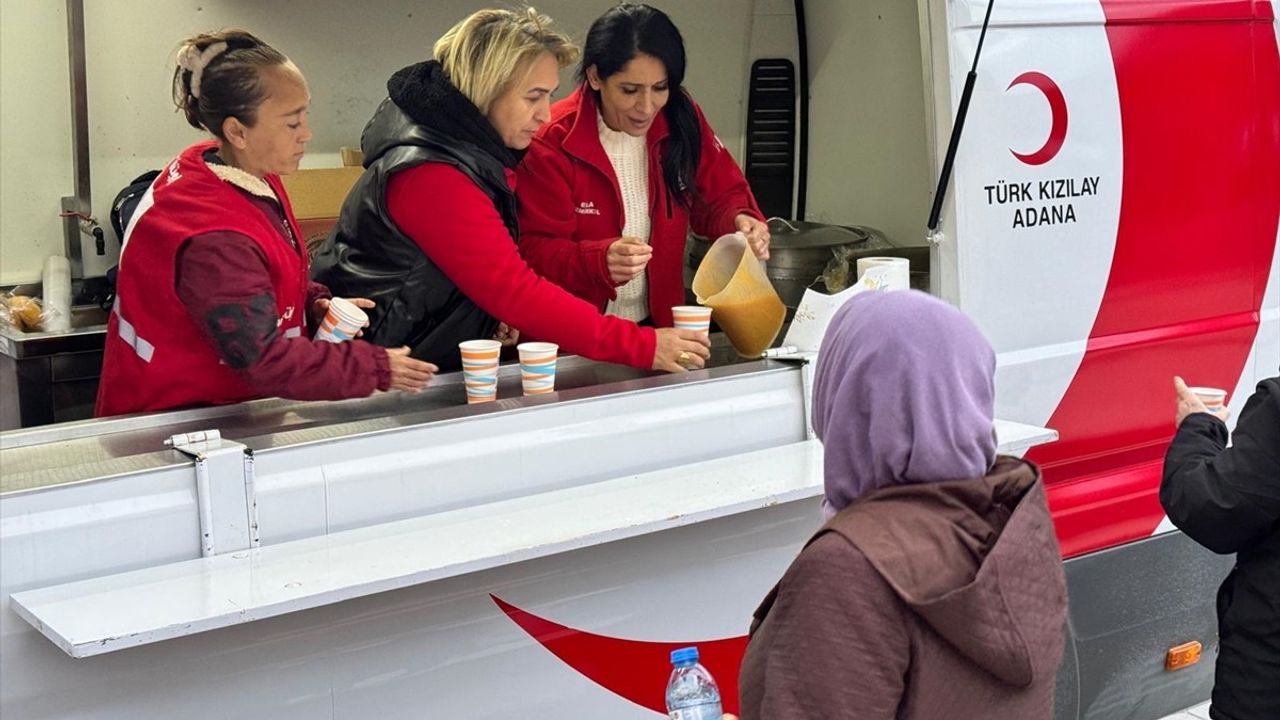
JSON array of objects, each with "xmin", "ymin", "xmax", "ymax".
[{"xmin": 738, "ymin": 456, "xmax": 1068, "ymax": 720}]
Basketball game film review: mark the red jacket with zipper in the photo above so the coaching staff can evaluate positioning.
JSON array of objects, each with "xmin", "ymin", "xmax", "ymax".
[
  {"xmin": 385, "ymin": 162, "xmax": 657, "ymax": 370},
  {"xmin": 516, "ymin": 87, "xmax": 762, "ymax": 327}
]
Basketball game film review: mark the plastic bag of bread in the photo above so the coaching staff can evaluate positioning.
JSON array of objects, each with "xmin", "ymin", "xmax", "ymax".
[{"xmin": 0, "ymin": 292, "xmax": 47, "ymax": 332}]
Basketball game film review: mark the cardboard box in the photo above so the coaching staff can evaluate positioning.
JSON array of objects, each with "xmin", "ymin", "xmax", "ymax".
[{"xmin": 279, "ymin": 167, "xmax": 364, "ymax": 252}]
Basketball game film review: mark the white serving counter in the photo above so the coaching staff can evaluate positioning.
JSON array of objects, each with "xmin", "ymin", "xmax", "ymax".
[{"xmin": 0, "ymin": 345, "xmax": 1053, "ymax": 718}]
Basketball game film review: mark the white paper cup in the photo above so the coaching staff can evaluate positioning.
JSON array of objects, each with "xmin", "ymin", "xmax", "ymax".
[
  {"xmin": 856, "ymin": 257, "xmax": 911, "ymax": 291},
  {"xmin": 1189, "ymin": 386, "xmax": 1227, "ymax": 410},
  {"xmin": 517, "ymin": 342, "xmax": 559, "ymax": 396},
  {"xmin": 315, "ymin": 297, "xmax": 367, "ymax": 343},
  {"xmin": 459, "ymin": 339, "xmax": 502, "ymax": 403},
  {"xmin": 672, "ymin": 305, "xmax": 713, "ymax": 333}
]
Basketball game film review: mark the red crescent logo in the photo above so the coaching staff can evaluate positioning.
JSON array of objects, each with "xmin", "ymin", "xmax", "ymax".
[
  {"xmin": 1007, "ymin": 71, "xmax": 1068, "ymax": 165},
  {"xmin": 491, "ymin": 594, "xmax": 747, "ymax": 715}
]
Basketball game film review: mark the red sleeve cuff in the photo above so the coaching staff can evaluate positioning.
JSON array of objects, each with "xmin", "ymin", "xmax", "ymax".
[
  {"xmin": 719, "ymin": 207, "xmax": 762, "ymax": 237},
  {"xmin": 634, "ymin": 327, "xmax": 657, "ymax": 370},
  {"xmin": 370, "ymin": 342, "xmax": 392, "ymax": 391},
  {"xmin": 581, "ymin": 237, "xmax": 619, "ymax": 292}
]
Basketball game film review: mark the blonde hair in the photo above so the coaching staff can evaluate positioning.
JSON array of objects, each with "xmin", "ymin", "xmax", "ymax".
[{"xmin": 434, "ymin": 7, "xmax": 578, "ymax": 114}]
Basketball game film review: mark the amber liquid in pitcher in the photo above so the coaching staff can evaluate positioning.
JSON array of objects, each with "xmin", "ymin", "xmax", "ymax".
[{"xmin": 713, "ymin": 297, "xmax": 785, "ymax": 357}]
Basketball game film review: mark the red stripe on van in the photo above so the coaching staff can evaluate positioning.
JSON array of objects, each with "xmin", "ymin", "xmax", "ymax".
[
  {"xmin": 1100, "ymin": 0, "xmax": 1274, "ymax": 23},
  {"xmin": 492, "ymin": 594, "xmax": 747, "ymax": 715},
  {"xmin": 1033, "ymin": 3, "xmax": 1280, "ymax": 557}
]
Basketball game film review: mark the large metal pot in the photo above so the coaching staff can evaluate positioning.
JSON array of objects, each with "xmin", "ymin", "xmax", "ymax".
[{"xmin": 686, "ymin": 220, "xmax": 894, "ymax": 314}]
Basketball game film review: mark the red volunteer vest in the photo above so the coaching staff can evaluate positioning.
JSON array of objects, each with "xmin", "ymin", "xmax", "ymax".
[{"xmin": 95, "ymin": 141, "xmax": 308, "ymax": 417}]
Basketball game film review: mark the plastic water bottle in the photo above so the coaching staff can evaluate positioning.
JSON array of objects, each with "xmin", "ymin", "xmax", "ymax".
[{"xmin": 665, "ymin": 646, "xmax": 723, "ymax": 720}]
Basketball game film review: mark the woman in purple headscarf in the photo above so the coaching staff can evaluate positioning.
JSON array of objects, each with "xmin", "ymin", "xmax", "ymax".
[{"xmin": 736, "ymin": 290, "xmax": 1068, "ymax": 720}]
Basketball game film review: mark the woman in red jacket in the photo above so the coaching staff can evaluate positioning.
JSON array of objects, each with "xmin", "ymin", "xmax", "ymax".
[
  {"xmin": 96, "ymin": 30, "xmax": 437, "ymax": 417},
  {"xmin": 313, "ymin": 9, "xmax": 709, "ymax": 373},
  {"xmin": 516, "ymin": 3, "xmax": 770, "ymax": 328}
]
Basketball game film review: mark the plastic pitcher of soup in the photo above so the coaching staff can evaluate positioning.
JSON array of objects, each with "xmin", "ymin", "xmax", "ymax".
[{"xmin": 692, "ymin": 232, "xmax": 785, "ymax": 357}]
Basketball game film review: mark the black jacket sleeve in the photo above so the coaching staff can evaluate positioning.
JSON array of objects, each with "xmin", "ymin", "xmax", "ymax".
[{"xmin": 1160, "ymin": 378, "xmax": 1280, "ymax": 554}]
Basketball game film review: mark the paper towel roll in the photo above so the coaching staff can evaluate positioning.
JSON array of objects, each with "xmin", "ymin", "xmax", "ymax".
[
  {"xmin": 855, "ymin": 256, "xmax": 910, "ymax": 291},
  {"xmin": 41, "ymin": 255, "xmax": 72, "ymax": 332}
]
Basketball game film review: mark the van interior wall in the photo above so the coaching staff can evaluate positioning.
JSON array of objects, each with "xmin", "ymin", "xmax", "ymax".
[
  {"xmin": 0, "ymin": 0, "xmax": 756, "ymax": 285},
  {"xmin": 801, "ymin": 0, "xmax": 931, "ymax": 247}
]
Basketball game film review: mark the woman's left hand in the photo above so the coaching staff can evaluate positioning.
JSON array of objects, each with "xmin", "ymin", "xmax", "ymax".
[
  {"xmin": 493, "ymin": 322, "xmax": 520, "ymax": 346},
  {"xmin": 312, "ymin": 297, "xmax": 375, "ymax": 337},
  {"xmin": 735, "ymin": 214, "xmax": 771, "ymax": 260}
]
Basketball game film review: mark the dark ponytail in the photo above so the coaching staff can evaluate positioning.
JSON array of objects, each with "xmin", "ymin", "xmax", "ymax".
[
  {"xmin": 172, "ymin": 30, "xmax": 287, "ymax": 139},
  {"xmin": 579, "ymin": 3, "xmax": 701, "ymax": 211}
]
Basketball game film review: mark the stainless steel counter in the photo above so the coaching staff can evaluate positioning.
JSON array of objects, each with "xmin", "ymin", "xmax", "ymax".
[{"xmin": 0, "ymin": 334, "xmax": 785, "ymax": 494}]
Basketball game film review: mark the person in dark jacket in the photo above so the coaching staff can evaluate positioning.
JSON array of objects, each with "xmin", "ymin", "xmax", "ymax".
[
  {"xmin": 738, "ymin": 290, "xmax": 1068, "ymax": 720},
  {"xmin": 1161, "ymin": 374, "xmax": 1280, "ymax": 720},
  {"xmin": 312, "ymin": 8, "xmax": 709, "ymax": 373},
  {"xmin": 517, "ymin": 3, "xmax": 768, "ymax": 328}
]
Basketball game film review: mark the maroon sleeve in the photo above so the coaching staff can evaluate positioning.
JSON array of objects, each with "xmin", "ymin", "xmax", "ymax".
[
  {"xmin": 175, "ymin": 232, "xmax": 392, "ymax": 399},
  {"xmin": 387, "ymin": 163, "xmax": 656, "ymax": 369},
  {"xmin": 515, "ymin": 135, "xmax": 618, "ymax": 303},
  {"xmin": 304, "ymin": 280, "xmax": 333, "ymax": 334},
  {"xmin": 749, "ymin": 533, "xmax": 908, "ymax": 720},
  {"xmin": 687, "ymin": 97, "xmax": 764, "ymax": 239}
]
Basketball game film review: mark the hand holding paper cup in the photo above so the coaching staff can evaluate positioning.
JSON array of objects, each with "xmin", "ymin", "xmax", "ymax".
[
  {"xmin": 315, "ymin": 297, "xmax": 368, "ymax": 343},
  {"xmin": 1174, "ymin": 376, "xmax": 1230, "ymax": 426},
  {"xmin": 459, "ymin": 339, "xmax": 502, "ymax": 403},
  {"xmin": 518, "ymin": 342, "xmax": 559, "ymax": 396}
]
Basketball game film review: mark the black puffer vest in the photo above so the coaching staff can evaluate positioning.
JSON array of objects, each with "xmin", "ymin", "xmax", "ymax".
[{"xmin": 312, "ymin": 89, "xmax": 518, "ymax": 370}]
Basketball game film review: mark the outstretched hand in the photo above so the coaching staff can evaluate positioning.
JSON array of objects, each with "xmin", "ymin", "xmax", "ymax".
[
  {"xmin": 652, "ymin": 328, "xmax": 711, "ymax": 373},
  {"xmin": 386, "ymin": 346, "xmax": 437, "ymax": 393},
  {"xmin": 1174, "ymin": 376, "xmax": 1229, "ymax": 427}
]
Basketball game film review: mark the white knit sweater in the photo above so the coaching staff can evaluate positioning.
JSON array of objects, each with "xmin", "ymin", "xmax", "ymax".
[{"xmin": 598, "ymin": 113, "xmax": 651, "ymax": 321}]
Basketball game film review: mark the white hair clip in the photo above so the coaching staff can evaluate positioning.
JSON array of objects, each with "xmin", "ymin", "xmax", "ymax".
[{"xmin": 177, "ymin": 41, "xmax": 228, "ymax": 99}]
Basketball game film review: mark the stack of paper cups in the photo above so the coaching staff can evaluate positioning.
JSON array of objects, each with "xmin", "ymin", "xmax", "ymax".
[
  {"xmin": 41, "ymin": 255, "xmax": 72, "ymax": 332},
  {"xmin": 672, "ymin": 305, "xmax": 713, "ymax": 333},
  {"xmin": 855, "ymin": 257, "xmax": 911, "ymax": 291},
  {"xmin": 459, "ymin": 339, "xmax": 502, "ymax": 403},
  {"xmin": 517, "ymin": 342, "xmax": 559, "ymax": 396},
  {"xmin": 314, "ymin": 297, "xmax": 367, "ymax": 343}
]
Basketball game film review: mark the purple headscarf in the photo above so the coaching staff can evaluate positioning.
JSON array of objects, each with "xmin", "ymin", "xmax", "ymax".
[{"xmin": 813, "ymin": 290, "xmax": 997, "ymax": 515}]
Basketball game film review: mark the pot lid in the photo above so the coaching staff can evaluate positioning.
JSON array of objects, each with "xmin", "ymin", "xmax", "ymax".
[{"xmin": 766, "ymin": 219, "xmax": 872, "ymax": 249}]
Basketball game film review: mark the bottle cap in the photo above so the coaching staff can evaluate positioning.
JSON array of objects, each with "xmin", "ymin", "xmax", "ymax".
[{"xmin": 670, "ymin": 646, "xmax": 699, "ymax": 666}]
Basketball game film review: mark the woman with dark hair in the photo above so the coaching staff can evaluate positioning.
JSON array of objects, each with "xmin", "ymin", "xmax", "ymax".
[
  {"xmin": 516, "ymin": 3, "xmax": 768, "ymax": 327},
  {"xmin": 97, "ymin": 30, "xmax": 437, "ymax": 417},
  {"xmin": 313, "ymin": 8, "xmax": 709, "ymax": 373}
]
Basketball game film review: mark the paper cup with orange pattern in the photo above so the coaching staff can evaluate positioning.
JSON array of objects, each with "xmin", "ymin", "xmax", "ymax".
[
  {"xmin": 517, "ymin": 342, "xmax": 559, "ymax": 396},
  {"xmin": 459, "ymin": 339, "xmax": 502, "ymax": 403},
  {"xmin": 671, "ymin": 305, "xmax": 713, "ymax": 333},
  {"xmin": 314, "ymin": 297, "xmax": 367, "ymax": 343}
]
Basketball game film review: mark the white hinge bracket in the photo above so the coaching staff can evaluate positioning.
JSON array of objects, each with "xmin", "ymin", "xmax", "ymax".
[{"xmin": 166, "ymin": 430, "xmax": 260, "ymax": 557}]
